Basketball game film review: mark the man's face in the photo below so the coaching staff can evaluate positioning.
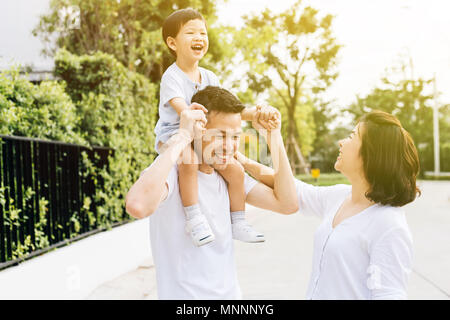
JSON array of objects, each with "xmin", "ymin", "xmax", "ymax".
[{"xmin": 200, "ymin": 111, "xmax": 242, "ymax": 171}]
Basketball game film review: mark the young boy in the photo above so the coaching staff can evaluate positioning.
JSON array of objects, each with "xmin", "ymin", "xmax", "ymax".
[{"xmin": 155, "ymin": 8, "xmax": 274, "ymax": 246}]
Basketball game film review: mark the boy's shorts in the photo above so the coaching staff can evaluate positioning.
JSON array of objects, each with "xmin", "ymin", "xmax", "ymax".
[{"xmin": 155, "ymin": 122, "xmax": 179, "ymax": 154}]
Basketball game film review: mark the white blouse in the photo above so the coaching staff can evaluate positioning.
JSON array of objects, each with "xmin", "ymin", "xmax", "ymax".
[{"xmin": 295, "ymin": 179, "xmax": 414, "ymax": 300}]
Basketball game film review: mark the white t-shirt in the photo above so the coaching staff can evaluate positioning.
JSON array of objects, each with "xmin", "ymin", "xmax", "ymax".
[
  {"xmin": 144, "ymin": 160, "xmax": 258, "ymax": 299},
  {"xmin": 295, "ymin": 179, "xmax": 414, "ymax": 300},
  {"xmin": 154, "ymin": 63, "xmax": 220, "ymax": 153}
]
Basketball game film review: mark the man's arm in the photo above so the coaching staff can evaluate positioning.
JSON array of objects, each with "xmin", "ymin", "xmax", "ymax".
[
  {"xmin": 243, "ymin": 109, "xmax": 298, "ymax": 214},
  {"xmin": 236, "ymin": 151, "xmax": 275, "ymax": 188},
  {"xmin": 125, "ymin": 107, "xmax": 206, "ymax": 219}
]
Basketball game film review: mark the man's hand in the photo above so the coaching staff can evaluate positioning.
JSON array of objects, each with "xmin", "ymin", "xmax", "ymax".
[
  {"xmin": 179, "ymin": 103, "xmax": 208, "ymax": 141},
  {"xmin": 252, "ymin": 104, "xmax": 281, "ymax": 132}
]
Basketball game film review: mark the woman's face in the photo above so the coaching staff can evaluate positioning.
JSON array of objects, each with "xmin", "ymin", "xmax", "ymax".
[{"xmin": 334, "ymin": 123, "xmax": 364, "ymax": 177}]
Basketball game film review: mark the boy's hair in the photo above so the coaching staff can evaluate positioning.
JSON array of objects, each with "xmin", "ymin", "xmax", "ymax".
[
  {"xmin": 192, "ymin": 86, "xmax": 245, "ymax": 114},
  {"xmin": 162, "ymin": 8, "xmax": 206, "ymax": 57}
]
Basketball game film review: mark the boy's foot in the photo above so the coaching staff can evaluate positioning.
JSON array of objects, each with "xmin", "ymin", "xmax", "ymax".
[
  {"xmin": 232, "ymin": 221, "xmax": 265, "ymax": 243},
  {"xmin": 185, "ymin": 214, "xmax": 215, "ymax": 247}
]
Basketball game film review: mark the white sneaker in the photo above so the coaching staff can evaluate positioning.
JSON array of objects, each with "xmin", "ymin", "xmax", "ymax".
[
  {"xmin": 232, "ymin": 221, "xmax": 265, "ymax": 243},
  {"xmin": 185, "ymin": 214, "xmax": 215, "ymax": 247}
]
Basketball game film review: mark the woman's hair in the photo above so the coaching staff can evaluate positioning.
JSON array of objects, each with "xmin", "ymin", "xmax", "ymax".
[
  {"xmin": 358, "ymin": 110, "xmax": 421, "ymax": 207},
  {"xmin": 162, "ymin": 8, "xmax": 206, "ymax": 57}
]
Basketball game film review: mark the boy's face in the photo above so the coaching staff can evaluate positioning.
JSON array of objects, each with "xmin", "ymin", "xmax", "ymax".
[
  {"xmin": 167, "ymin": 19, "xmax": 208, "ymax": 62},
  {"xmin": 200, "ymin": 111, "xmax": 242, "ymax": 171}
]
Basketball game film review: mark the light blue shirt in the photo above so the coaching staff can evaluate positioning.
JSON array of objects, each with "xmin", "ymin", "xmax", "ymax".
[{"xmin": 154, "ymin": 63, "xmax": 220, "ymax": 153}]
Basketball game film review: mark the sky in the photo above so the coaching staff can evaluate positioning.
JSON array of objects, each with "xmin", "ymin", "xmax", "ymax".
[
  {"xmin": 0, "ymin": 0, "xmax": 52, "ymax": 70},
  {"xmin": 217, "ymin": 0, "xmax": 450, "ymax": 112},
  {"xmin": 1, "ymin": 0, "xmax": 449, "ymax": 114}
]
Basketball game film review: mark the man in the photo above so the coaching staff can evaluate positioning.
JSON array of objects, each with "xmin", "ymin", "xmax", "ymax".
[{"xmin": 125, "ymin": 86, "xmax": 298, "ymax": 299}]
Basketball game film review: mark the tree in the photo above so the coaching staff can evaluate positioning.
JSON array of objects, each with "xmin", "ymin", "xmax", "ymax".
[
  {"xmin": 232, "ymin": 0, "xmax": 341, "ymax": 173},
  {"xmin": 347, "ymin": 59, "xmax": 450, "ymax": 173},
  {"xmin": 33, "ymin": 0, "xmax": 232, "ymax": 83},
  {"xmin": 309, "ymin": 99, "xmax": 347, "ymax": 172}
]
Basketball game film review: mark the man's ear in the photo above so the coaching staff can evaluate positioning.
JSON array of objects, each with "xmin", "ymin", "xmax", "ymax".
[{"xmin": 166, "ymin": 36, "xmax": 177, "ymax": 52}]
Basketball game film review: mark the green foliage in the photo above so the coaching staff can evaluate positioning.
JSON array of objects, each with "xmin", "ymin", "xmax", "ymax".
[
  {"xmin": 0, "ymin": 69, "xmax": 85, "ymax": 144},
  {"xmin": 54, "ymin": 49, "xmax": 158, "ymax": 227},
  {"xmin": 296, "ymin": 173, "xmax": 350, "ymax": 186},
  {"xmin": 0, "ymin": 184, "xmax": 50, "ymax": 260},
  {"xmin": 1, "ymin": 50, "xmax": 158, "ymax": 263},
  {"xmin": 32, "ymin": 0, "xmax": 230, "ymax": 82},
  {"xmin": 269, "ymin": 89, "xmax": 316, "ymax": 156},
  {"xmin": 346, "ymin": 60, "xmax": 450, "ymax": 173},
  {"xmin": 232, "ymin": 0, "xmax": 341, "ymax": 167},
  {"xmin": 308, "ymin": 100, "xmax": 345, "ymax": 172}
]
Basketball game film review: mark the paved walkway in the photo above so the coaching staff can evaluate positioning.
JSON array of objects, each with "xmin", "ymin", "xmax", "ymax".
[{"xmin": 88, "ymin": 180, "xmax": 450, "ymax": 300}]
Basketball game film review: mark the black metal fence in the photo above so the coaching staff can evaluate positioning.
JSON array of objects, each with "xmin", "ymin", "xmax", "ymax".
[{"xmin": 0, "ymin": 135, "xmax": 127, "ymax": 270}]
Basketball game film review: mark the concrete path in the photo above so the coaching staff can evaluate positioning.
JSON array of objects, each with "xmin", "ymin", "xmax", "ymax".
[{"xmin": 87, "ymin": 180, "xmax": 450, "ymax": 300}]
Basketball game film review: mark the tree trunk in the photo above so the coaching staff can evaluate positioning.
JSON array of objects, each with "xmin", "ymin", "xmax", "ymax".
[{"xmin": 286, "ymin": 103, "xmax": 309, "ymax": 175}]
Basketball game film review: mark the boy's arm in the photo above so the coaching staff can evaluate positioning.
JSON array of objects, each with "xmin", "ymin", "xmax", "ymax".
[
  {"xmin": 241, "ymin": 106, "xmax": 257, "ymax": 121},
  {"xmin": 241, "ymin": 105, "xmax": 280, "ymax": 130},
  {"xmin": 169, "ymin": 97, "xmax": 190, "ymax": 115},
  {"xmin": 169, "ymin": 98, "xmax": 207, "ymax": 135},
  {"xmin": 125, "ymin": 107, "xmax": 206, "ymax": 219}
]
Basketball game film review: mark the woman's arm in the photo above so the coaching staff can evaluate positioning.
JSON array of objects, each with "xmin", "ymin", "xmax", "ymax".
[
  {"xmin": 243, "ymin": 107, "xmax": 298, "ymax": 214},
  {"xmin": 238, "ymin": 103, "xmax": 282, "ymax": 187}
]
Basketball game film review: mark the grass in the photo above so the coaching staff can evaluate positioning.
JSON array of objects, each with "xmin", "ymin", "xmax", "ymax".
[
  {"xmin": 295, "ymin": 172, "xmax": 450, "ymax": 187},
  {"xmin": 295, "ymin": 172, "xmax": 350, "ymax": 186}
]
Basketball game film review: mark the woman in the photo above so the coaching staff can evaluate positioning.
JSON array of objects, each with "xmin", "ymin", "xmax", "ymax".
[{"xmin": 237, "ymin": 110, "xmax": 420, "ymax": 299}]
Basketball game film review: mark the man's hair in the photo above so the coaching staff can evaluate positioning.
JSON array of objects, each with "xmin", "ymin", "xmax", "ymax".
[
  {"xmin": 162, "ymin": 8, "xmax": 205, "ymax": 57},
  {"xmin": 191, "ymin": 86, "xmax": 245, "ymax": 114},
  {"xmin": 358, "ymin": 110, "xmax": 421, "ymax": 207}
]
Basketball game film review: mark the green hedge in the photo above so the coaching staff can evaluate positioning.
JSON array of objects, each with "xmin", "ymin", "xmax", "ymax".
[
  {"xmin": 1, "ymin": 50, "xmax": 158, "ymax": 260},
  {"xmin": 0, "ymin": 68, "xmax": 85, "ymax": 144},
  {"xmin": 53, "ymin": 49, "xmax": 158, "ymax": 225}
]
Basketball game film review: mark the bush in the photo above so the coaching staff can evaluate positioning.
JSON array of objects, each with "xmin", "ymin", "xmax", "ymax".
[
  {"xmin": 54, "ymin": 49, "xmax": 158, "ymax": 225},
  {"xmin": 1, "ymin": 50, "xmax": 158, "ymax": 263},
  {"xmin": 0, "ymin": 68, "xmax": 85, "ymax": 144}
]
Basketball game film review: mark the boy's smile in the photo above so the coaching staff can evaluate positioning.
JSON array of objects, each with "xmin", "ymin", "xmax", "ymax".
[{"xmin": 167, "ymin": 19, "xmax": 209, "ymax": 63}]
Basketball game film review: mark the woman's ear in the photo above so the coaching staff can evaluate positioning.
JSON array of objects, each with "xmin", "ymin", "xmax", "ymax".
[{"xmin": 166, "ymin": 36, "xmax": 177, "ymax": 52}]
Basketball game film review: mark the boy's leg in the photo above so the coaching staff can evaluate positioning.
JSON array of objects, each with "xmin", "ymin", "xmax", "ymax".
[
  {"xmin": 216, "ymin": 159, "xmax": 265, "ymax": 243},
  {"xmin": 178, "ymin": 144, "xmax": 215, "ymax": 246}
]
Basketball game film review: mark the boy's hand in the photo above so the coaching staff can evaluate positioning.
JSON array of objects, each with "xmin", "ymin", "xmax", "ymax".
[
  {"xmin": 252, "ymin": 104, "xmax": 281, "ymax": 131},
  {"xmin": 190, "ymin": 103, "xmax": 208, "ymax": 139},
  {"xmin": 179, "ymin": 103, "xmax": 207, "ymax": 141}
]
